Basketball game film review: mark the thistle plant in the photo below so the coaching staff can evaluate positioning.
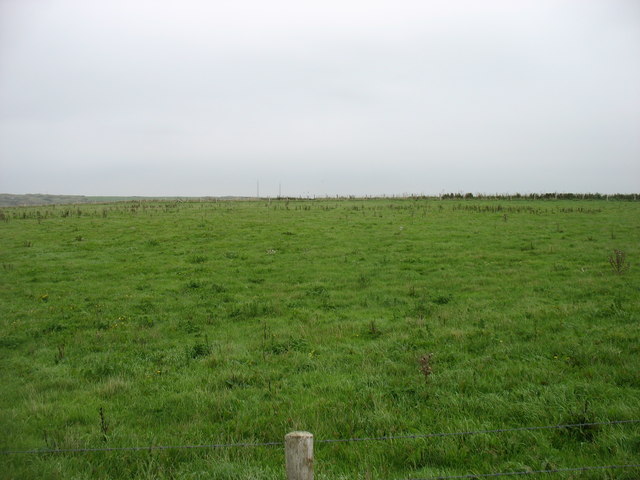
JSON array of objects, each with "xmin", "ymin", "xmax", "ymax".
[
  {"xmin": 609, "ymin": 249, "xmax": 629, "ymax": 274},
  {"xmin": 419, "ymin": 353, "xmax": 433, "ymax": 382}
]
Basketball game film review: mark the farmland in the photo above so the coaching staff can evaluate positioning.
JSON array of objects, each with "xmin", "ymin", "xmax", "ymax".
[{"xmin": 0, "ymin": 197, "xmax": 639, "ymax": 479}]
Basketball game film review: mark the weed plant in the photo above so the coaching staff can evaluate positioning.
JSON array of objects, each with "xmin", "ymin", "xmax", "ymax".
[{"xmin": 0, "ymin": 198, "xmax": 639, "ymax": 479}]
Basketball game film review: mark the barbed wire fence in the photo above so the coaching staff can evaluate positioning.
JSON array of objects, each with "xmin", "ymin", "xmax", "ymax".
[{"xmin": 2, "ymin": 418, "xmax": 639, "ymax": 479}]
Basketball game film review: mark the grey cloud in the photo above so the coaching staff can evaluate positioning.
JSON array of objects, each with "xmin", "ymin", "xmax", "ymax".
[{"xmin": 1, "ymin": 0, "xmax": 639, "ymax": 196}]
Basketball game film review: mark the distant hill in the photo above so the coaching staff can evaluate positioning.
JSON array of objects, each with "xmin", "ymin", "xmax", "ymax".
[
  {"xmin": 0, "ymin": 194, "xmax": 253, "ymax": 207},
  {"xmin": 0, "ymin": 194, "xmax": 151, "ymax": 206}
]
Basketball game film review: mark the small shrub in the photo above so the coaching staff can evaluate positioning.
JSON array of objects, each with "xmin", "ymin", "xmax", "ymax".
[
  {"xmin": 99, "ymin": 407, "xmax": 109, "ymax": 443},
  {"xmin": 419, "ymin": 353, "xmax": 433, "ymax": 381},
  {"xmin": 609, "ymin": 249, "xmax": 629, "ymax": 274},
  {"xmin": 266, "ymin": 336, "xmax": 308, "ymax": 355},
  {"xmin": 366, "ymin": 320, "xmax": 382, "ymax": 339},
  {"xmin": 433, "ymin": 294, "xmax": 451, "ymax": 305},
  {"xmin": 358, "ymin": 273, "xmax": 370, "ymax": 288},
  {"xmin": 187, "ymin": 341, "xmax": 211, "ymax": 359},
  {"xmin": 520, "ymin": 242, "xmax": 535, "ymax": 251},
  {"xmin": 561, "ymin": 401, "xmax": 598, "ymax": 443}
]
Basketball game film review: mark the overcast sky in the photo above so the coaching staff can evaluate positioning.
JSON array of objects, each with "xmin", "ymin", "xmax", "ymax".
[{"xmin": 1, "ymin": 0, "xmax": 639, "ymax": 197}]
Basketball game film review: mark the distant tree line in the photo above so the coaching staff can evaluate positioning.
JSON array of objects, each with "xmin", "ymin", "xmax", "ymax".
[
  {"xmin": 437, "ymin": 192, "xmax": 639, "ymax": 201},
  {"xmin": 1, "ymin": 192, "xmax": 638, "ymax": 208}
]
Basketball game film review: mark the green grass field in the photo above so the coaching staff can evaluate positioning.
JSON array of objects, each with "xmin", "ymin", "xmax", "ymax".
[{"xmin": 1, "ymin": 198, "xmax": 638, "ymax": 479}]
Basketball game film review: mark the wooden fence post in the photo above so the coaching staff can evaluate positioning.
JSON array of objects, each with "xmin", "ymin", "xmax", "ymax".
[{"xmin": 285, "ymin": 431, "xmax": 313, "ymax": 480}]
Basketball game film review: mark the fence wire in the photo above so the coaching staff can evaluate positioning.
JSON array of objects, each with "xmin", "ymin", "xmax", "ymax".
[
  {"xmin": 406, "ymin": 463, "xmax": 640, "ymax": 479},
  {"xmin": 1, "ymin": 418, "xmax": 637, "ymax": 455}
]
